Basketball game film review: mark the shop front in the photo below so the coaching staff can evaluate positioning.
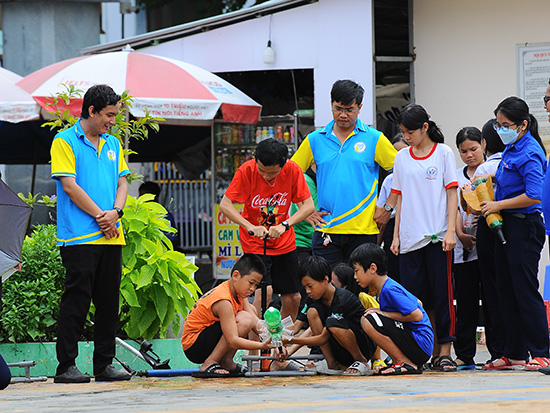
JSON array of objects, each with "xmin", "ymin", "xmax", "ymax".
[{"xmin": 83, "ymin": 0, "xmax": 377, "ymax": 282}]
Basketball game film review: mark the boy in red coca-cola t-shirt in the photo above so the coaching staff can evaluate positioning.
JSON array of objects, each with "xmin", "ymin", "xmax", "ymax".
[{"xmin": 220, "ymin": 138, "xmax": 314, "ymax": 322}]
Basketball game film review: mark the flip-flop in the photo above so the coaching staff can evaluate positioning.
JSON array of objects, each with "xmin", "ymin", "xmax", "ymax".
[
  {"xmin": 482, "ymin": 357, "xmax": 525, "ymax": 371},
  {"xmin": 191, "ymin": 363, "xmax": 230, "ymax": 378},
  {"xmin": 343, "ymin": 361, "xmax": 370, "ymax": 376},
  {"xmin": 306, "ymin": 359, "xmax": 342, "ymax": 375},
  {"xmin": 378, "ymin": 362, "xmax": 422, "ymax": 376},
  {"xmin": 229, "ymin": 364, "xmax": 248, "ymax": 377},
  {"xmin": 539, "ymin": 366, "xmax": 550, "ymax": 375},
  {"xmin": 525, "ymin": 357, "xmax": 550, "ymax": 371}
]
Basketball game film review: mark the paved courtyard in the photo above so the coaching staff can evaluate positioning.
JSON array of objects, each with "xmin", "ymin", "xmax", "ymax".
[{"xmin": 2, "ymin": 365, "xmax": 550, "ymax": 412}]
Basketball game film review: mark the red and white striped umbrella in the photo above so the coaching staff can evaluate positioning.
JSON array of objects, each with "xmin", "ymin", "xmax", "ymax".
[
  {"xmin": 0, "ymin": 67, "xmax": 40, "ymax": 123},
  {"xmin": 17, "ymin": 48, "xmax": 261, "ymax": 125}
]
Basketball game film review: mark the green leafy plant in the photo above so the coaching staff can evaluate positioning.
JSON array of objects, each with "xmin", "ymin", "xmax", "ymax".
[
  {"xmin": 0, "ymin": 225, "xmax": 65, "ymax": 342},
  {"xmin": 42, "ymin": 83, "xmax": 84, "ymax": 129},
  {"xmin": 18, "ymin": 192, "xmax": 57, "ymax": 208},
  {"xmin": 119, "ymin": 194, "xmax": 201, "ymax": 340}
]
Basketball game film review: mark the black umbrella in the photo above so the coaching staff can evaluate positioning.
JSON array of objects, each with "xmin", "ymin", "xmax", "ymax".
[{"xmin": 0, "ymin": 179, "xmax": 32, "ymax": 282}]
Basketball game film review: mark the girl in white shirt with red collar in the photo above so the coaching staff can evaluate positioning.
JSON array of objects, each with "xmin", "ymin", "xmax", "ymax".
[{"xmin": 390, "ymin": 104, "xmax": 458, "ymax": 372}]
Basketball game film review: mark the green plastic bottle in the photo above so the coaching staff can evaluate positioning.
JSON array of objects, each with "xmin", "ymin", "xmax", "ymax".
[{"xmin": 264, "ymin": 307, "xmax": 283, "ymax": 348}]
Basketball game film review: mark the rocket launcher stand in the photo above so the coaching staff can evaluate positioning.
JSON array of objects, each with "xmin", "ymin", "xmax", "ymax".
[
  {"xmin": 241, "ymin": 354, "xmax": 324, "ymax": 377},
  {"xmin": 7, "ymin": 360, "xmax": 48, "ymax": 384},
  {"xmin": 246, "ymin": 231, "xmax": 325, "ymax": 376},
  {"xmin": 250, "ymin": 306, "xmax": 320, "ymax": 376}
]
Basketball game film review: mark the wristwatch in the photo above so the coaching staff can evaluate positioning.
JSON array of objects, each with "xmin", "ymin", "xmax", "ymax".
[
  {"xmin": 383, "ymin": 203, "xmax": 393, "ymax": 212},
  {"xmin": 113, "ymin": 207, "xmax": 124, "ymax": 218},
  {"xmin": 281, "ymin": 220, "xmax": 290, "ymax": 231}
]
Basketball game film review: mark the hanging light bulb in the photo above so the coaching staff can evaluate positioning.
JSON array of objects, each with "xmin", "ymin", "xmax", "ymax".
[{"xmin": 263, "ymin": 40, "xmax": 275, "ymax": 64}]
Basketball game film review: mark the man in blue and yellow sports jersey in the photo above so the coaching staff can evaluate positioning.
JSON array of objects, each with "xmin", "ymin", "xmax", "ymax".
[
  {"xmin": 51, "ymin": 85, "xmax": 131, "ymax": 383},
  {"xmin": 292, "ymin": 80, "xmax": 397, "ymax": 265}
]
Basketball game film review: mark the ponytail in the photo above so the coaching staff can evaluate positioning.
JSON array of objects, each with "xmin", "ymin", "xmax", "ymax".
[
  {"xmin": 398, "ymin": 104, "xmax": 445, "ymax": 143},
  {"xmin": 427, "ymin": 120, "xmax": 445, "ymax": 143}
]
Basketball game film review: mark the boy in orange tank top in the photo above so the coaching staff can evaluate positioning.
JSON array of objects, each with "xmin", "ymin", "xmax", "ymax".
[{"xmin": 182, "ymin": 254, "xmax": 284, "ymax": 378}]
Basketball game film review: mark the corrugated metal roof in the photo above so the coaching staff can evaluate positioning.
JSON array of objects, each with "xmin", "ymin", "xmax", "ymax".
[{"xmin": 82, "ymin": 0, "xmax": 317, "ymax": 55}]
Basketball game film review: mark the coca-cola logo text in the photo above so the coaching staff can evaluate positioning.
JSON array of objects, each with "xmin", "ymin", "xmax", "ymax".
[{"xmin": 251, "ymin": 192, "xmax": 289, "ymax": 208}]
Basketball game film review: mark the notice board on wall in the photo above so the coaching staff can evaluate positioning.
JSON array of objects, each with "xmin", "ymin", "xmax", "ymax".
[{"xmin": 517, "ymin": 43, "xmax": 550, "ymax": 144}]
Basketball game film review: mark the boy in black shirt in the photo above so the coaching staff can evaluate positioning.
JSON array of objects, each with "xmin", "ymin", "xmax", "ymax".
[{"xmin": 290, "ymin": 256, "xmax": 375, "ymax": 375}]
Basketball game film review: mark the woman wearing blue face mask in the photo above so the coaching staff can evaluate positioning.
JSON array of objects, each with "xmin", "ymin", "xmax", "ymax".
[{"xmin": 480, "ymin": 96, "xmax": 550, "ymax": 371}]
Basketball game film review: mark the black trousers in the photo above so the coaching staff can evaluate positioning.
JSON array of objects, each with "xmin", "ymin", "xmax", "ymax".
[
  {"xmin": 476, "ymin": 218, "xmax": 505, "ymax": 361},
  {"xmin": 400, "ymin": 242, "xmax": 455, "ymax": 344},
  {"xmin": 453, "ymin": 259, "xmax": 482, "ymax": 366},
  {"xmin": 56, "ymin": 245, "xmax": 122, "ymax": 375},
  {"xmin": 312, "ymin": 232, "xmax": 377, "ymax": 266},
  {"xmin": 495, "ymin": 212, "xmax": 549, "ymax": 360},
  {"xmin": 382, "ymin": 218, "xmax": 400, "ymax": 283}
]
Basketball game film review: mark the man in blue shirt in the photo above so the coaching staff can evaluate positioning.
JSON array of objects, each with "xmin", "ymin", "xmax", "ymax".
[
  {"xmin": 51, "ymin": 85, "xmax": 131, "ymax": 383},
  {"xmin": 292, "ymin": 80, "xmax": 397, "ymax": 265}
]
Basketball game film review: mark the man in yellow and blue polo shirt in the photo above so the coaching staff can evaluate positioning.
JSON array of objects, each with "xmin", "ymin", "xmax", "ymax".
[
  {"xmin": 51, "ymin": 85, "xmax": 131, "ymax": 383},
  {"xmin": 292, "ymin": 80, "xmax": 397, "ymax": 265}
]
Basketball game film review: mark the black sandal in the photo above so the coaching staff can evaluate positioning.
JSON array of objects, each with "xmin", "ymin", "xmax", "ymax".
[
  {"xmin": 229, "ymin": 364, "xmax": 248, "ymax": 377},
  {"xmin": 191, "ymin": 363, "xmax": 231, "ymax": 378},
  {"xmin": 429, "ymin": 356, "xmax": 441, "ymax": 371},
  {"xmin": 436, "ymin": 355, "xmax": 457, "ymax": 372},
  {"xmin": 378, "ymin": 362, "xmax": 422, "ymax": 376}
]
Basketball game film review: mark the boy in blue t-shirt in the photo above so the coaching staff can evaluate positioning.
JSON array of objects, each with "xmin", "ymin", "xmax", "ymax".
[
  {"xmin": 290, "ymin": 256, "xmax": 376, "ymax": 376},
  {"xmin": 349, "ymin": 243, "xmax": 434, "ymax": 375}
]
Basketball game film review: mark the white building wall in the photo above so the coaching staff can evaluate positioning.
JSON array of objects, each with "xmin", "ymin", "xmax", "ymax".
[
  {"xmin": 139, "ymin": 0, "xmax": 374, "ymax": 128},
  {"xmin": 414, "ymin": 0, "xmax": 550, "ymax": 289},
  {"xmin": 414, "ymin": 0, "xmax": 550, "ymax": 151}
]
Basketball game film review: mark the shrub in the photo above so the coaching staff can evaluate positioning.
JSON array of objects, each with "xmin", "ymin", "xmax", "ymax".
[
  {"xmin": 119, "ymin": 194, "xmax": 202, "ymax": 340},
  {"xmin": 0, "ymin": 196, "xmax": 202, "ymax": 343},
  {"xmin": 0, "ymin": 225, "xmax": 65, "ymax": 342}
]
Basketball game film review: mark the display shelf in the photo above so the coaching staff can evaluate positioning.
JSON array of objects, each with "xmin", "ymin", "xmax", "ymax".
[{"xmin": 212, "ymin": 113, "xmax": 314, "ymax": 279}]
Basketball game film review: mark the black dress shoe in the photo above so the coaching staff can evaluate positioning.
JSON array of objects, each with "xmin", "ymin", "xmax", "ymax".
[
  {"xmin": 94, "ymin": 364, "xmax": 132, "ymax": 381},
  {"xmin": 54, "ymin": 366, "xmax": 91, "ymax": 383}
]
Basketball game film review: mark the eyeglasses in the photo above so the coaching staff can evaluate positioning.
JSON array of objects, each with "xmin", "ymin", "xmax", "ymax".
[
  {"xmin": 493, "ymin": 121, "xmax": 517, "ymax": 131},
  {"xmin": 332, "ymin": 105, "xmax": 357, "ymax": 114},
  {"xmin": 544, "ymin": 96, "xmax": 550, "ymax": 105}
]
